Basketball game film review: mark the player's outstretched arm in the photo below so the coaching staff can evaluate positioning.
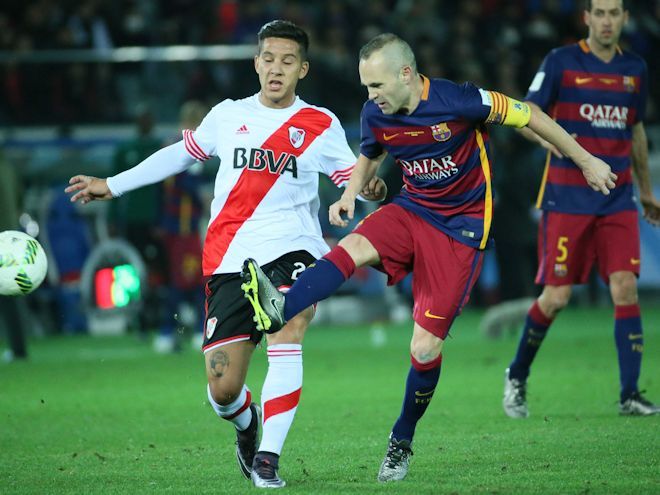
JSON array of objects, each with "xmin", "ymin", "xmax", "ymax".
[
  {"xmin": 66, "ymin": 176, "xmax": 113, "ymax": 204},
  {"xmin": 526, "ymin": 104, "xmax": 617, "ymax": 195},
  {"xmin": 330, "ymin": 152, "xmax": 386, "ymax": 227},
  {"xmin": 516, "ymin": 103, "xmax": 564, "ymax": 158},
  {"xmin": 65, "ymin": 140, "xmax": 199, "ymax": 203},
  {"xmin": 631, "ymin": 122, "xmax": 660, "ymax": 226}
]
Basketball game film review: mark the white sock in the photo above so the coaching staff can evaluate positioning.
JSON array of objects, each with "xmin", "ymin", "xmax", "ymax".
[
  {"xmin": 259, "ymin": 344, "xmax": 303, "ymax": 455},
  {"xmin": 207, "ymin": 383, "xmax": 253, "ymax": 431}
]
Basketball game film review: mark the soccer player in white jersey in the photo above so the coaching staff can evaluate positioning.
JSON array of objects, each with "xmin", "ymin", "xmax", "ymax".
[{"xmin": 65, "ymin": 20, "xmax": 386, "ymax": 489}]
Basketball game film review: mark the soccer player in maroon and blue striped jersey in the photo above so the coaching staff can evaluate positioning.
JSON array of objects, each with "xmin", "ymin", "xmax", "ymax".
[
  {"xmin": 503, "ymin": 0, "xmax": 660, "ymax": 419},
  {"xmin": 242, "ymin": 33, "xmax": 616, "ymax": 482}
]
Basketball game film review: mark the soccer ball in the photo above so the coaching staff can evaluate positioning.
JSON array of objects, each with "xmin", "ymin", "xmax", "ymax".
[{"xmin": 0, "ymin": 230, "xmax": 48, "ymax": 296}]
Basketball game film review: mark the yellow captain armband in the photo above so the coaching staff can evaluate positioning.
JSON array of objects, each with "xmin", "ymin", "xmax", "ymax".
[{"xmin": 483, "ymin": 90, "xmax": 531, "ymax": 128}]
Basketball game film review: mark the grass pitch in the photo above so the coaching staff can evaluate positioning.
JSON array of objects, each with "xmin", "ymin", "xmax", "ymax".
[{"xmin": 1, "ymin": 307, "xmax": 658, "ymax": 494}]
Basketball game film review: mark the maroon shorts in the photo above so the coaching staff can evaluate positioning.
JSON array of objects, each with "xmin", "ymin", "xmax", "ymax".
[
  {"xmin": 536, "ymin": 210, "xmax": 640, "ymax": 286},
  {"xmin": 353, "ymin": 203, "xmax": 484, "ymax": 339}
]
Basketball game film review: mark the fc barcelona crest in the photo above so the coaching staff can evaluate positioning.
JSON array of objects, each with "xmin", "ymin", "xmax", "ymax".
[
  {"xmin": 431, "ymin": 123, "xmax": 451, "ymax": 142},
  {"xmin": 623, "ymin": 76, "xmax": 636, "ymax": 93},
  {"xmin": 554, "ymin": 263, "xmax": 567, "ymax": 277},
  {"xmin": 288, "ymin": 126, "xmax": 306, "ymax": 149}
]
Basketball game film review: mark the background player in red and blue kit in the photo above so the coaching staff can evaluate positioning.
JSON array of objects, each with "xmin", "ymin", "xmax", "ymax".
[
  {"xmin": 241, "ymin": 33, "xmax": 616, "ymax": 482},
  {"xmin": 503, "ymin": 0, "xmax": 660, "ymax": 418},
  {"xmin": 154, "ymin": 100, "xmax": 207, "ymax": 354}
]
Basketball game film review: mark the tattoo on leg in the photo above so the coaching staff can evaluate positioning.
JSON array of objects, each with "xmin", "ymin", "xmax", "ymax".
[{"xmin": 209, "ymin": 350, "xmax": 229, "ymax": 378}]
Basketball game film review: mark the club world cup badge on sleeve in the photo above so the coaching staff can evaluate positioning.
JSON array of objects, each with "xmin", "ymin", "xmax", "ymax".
[
  {"xmin": 431, "ymin": 123, "xmax": 451, "ymax": 142},
  {"xmin": 288, "ymin": 126, "xmax": 306, "ymax": 149}
]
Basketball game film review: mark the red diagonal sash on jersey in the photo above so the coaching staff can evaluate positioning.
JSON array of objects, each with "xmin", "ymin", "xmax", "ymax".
[{"xmin": 202, "ymin": 108, "xmax": 332, "ymax": 274}]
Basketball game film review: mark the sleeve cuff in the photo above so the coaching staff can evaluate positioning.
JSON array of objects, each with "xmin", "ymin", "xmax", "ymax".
[{"xmin": 106, "ymin": 176, "xmax": 122, "ymax": 197}]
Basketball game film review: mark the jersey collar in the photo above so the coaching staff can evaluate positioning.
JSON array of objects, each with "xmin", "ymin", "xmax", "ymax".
[
  {"xmin": 254, "ymin": 93, "xmax": 302, "ymax": 111},
  {"xmin": 420, "ymin": 74, "xmax": 430, "ymax": 101},
  {"xmin": 579, "ymin": 38, "xmax": 623, "ymax": 55}
]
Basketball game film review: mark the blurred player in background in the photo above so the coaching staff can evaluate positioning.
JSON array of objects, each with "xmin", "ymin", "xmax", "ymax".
[
  {"xmin": 66, "ymin": 20, "xmax": 385, "ymax": 489},
  {"xmin": 111, "ymin": 106, "xmax": 167, "ymax": 336},
  {"xmin": 503, "ymin": 0, "xmax": 660, "ymax": 418},
  {"xmin": 153, "ymin": 100, "xmax": 207, "ymax": 353},
  {"xmin": 241, "ymin": 33, "xmax": 616, "ymax": 482}
]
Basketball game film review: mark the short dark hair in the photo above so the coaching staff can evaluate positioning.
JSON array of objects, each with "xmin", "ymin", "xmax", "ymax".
[
  {"xmin": 584, "ymin": 0, "xmax": 625, "ymax": 10},
  {"xmin": 359, "ymin": 33, "xmax": 400, "ymax": 61},
  {"xmin": 359, "ymin": 33, "xmax": 417, "ymax": 73},
  {"xmin": 257, "ymin": 20, "xmax": 309, "ymax": 60}
]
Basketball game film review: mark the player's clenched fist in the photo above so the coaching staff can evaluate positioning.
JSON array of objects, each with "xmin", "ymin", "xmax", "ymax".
[
  {"xmin": 640, "ymin": 195, "xmax": 660, "ymax": 227},
  {"xmin": 580, "ymin": 157, "xmax": 617, "ymax": 195},
  {"xmin": 65, "ymin": 175, "xmax": 113, "ymax": 204},
  {"xmin": 360, "ymin": 177, "xmax": 387, "ymax": 202},
  {"xmin": 329, "ymin": 195, "xmax": 356, "ymax": 228}
]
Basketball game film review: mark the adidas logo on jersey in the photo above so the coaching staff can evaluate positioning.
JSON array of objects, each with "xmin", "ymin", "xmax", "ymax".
[{"xmin": 236, "ymin": 125, "xmax": 249, "ymax": 134}]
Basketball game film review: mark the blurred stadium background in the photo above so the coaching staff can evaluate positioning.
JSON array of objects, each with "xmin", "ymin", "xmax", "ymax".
[
  {"xmin": 1, "ymin": 0, "xmax": 659, "ymax": 349},
  {"xmin": 1, "ymin": 1, "xmax": 659, "ymax": 493}
]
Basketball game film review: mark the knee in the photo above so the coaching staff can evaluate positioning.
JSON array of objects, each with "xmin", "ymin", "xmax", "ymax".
[
  {"xmin": 207, "ymin": 378, "xmax": 243, "ymax": 406},
  {"xmin": 267, "ymin": 310, "xmax": 310, "ymax": 345},
  {"xmin": 610, "ymin": 272, "xmax": 638, "ymax": 305},
  {"xmin": 410, "ymin": 339, "xmax": 442, "ymax": 366},
  {"xmin": 539, "ymin": 287, "xmax": 571, "ymax": 316},
  {"xmin": 337, "ymin": 234, "xmax": 378, "ymax": 266}
]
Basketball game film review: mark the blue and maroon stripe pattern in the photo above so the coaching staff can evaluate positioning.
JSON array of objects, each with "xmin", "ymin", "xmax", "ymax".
[
  {"xmin": 527, "ymin": 40, "xmax": 647, "ymax": 215},
  {"xmin": 161, "ymin": 174, "xmax": 203, "ymax": 235},
  {"xmin": 360, "ymin": 77, "xmax": 494, "ymax": 249}
]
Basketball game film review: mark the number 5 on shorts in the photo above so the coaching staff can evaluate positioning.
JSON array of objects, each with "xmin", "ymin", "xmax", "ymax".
[{"xmin": 556, "ymin": 236, "xmax": 569, "ymax": 263}]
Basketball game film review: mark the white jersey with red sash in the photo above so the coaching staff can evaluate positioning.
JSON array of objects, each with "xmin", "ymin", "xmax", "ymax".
[{"xmin": 184, "ymin": 94, "xmax": 355, "ymax": 275}]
